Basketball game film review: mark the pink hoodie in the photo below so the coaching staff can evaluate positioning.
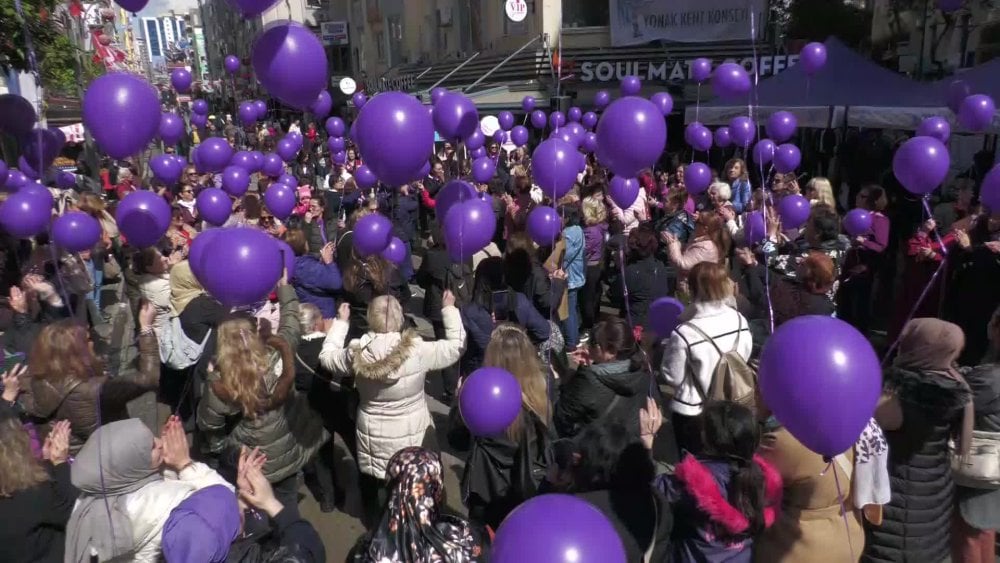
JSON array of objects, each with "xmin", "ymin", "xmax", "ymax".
[{"xmin": 292, "ymin": 185, "xmax": 312, "ymax": 216}]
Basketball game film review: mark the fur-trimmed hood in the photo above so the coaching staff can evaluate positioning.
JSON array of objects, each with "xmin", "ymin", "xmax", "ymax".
[
  {"xmin": 350, "ymin": 329, "xmax": 423, "ymax": 381},
  {"xmin": 672, "ymin": 454, "xmax": 782, "ymax": 535}
]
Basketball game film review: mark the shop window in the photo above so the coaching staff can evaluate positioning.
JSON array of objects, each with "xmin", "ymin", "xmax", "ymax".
[{"xmin": 563, "ymin": 0, "xmax": 608, "ymax": 28}]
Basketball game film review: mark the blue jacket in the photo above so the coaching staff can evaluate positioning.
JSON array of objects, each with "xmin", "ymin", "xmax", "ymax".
[
  {"xmin": 291, "ymin": 255, "xmax": 343, "ymax": 318},
  {"xmin": 562, "ymin": 225, "xmax": 585, "ymax": 290},
  {"xmin": 730, "ymin": 179, "xmax": 752, "ymax": 214},
  {"xmin": 460, "ymin": 292, "xmax": 550, "ymax": 374}
]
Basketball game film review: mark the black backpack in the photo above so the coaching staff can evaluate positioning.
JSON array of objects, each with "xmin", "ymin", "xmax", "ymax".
[{"xmin": 444, "ymin": 261, "xmax": 473, "ymax": 307}]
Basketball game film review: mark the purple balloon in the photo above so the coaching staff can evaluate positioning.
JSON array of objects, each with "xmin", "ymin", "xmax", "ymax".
[
  {"xmin": 493, "ymin": 494, "xmax": 626, "ymax": 563},
  {"xmin": 0, "ymin": 188, "xmax": 52, "ymax": 238},
  {"xmin": 286, "ymin": 131, "xmax": 304, "ymax": 149},
  {"xmin": 263, "ymin": 183, "xmax": 296, "ymax": 220},
  {"xmin": 526, "ymin": 205, "xmax": 561, "ymax": 246},
  {"xmin": 800, "ymin": 42, "xmax": 828, "ymax": 75},
  {"xmin": 983, "ymin": 164, "xmax": 1000, "ymax": 212},
  {"xmin": 262, "ymin": 153, "xmax": 284, "ymax": 177},
  {"xmin": 493, "ymin": 130, "xmax": 506, "ymax": 144},
  {"xmin": 192, "ymin": 99, "xmax": 209, "ymax": 115},
  {"xmin": 843, "ymin": 208, "xmax": 873, "ymax": 237},
  {"xmin": 594, "ymin": 90, "xmax": 611, "ymax": 110},
  {"xmin": 650, "ymin": 92, "xmax": 674, "ymax": 116},
  {"xmin": 354, "ymin": 165, "xmax": 377, "ymax": 189},
  {"xmin": 188, "ymin": 228, "xmax": 221, "ymax": 281},
  {"xmin": 170, "ymin": 68, "xmax": 192, "ymax": 93},
  {"xmin": 191, "ymin": 113, "xmax": 208, "ymax": 129},
  {"xmin": 753, "ymin": 139, "xmax": 777, "ymax": 165},
  {"xmin": 711, "ymin": 62, "xmax": 751, "ymax": 101},
  {"xmin": 470, "ymin": 147, "xmax": 487, "ymax": 160},
  {"xmin": 231, "ymin": 151, "xmax": 256, "ymax": 171},
  {"xmin": 224, "ymin": 54, "xmax": 240, "ymax": 74},
  {"xmin": 522, "ymin": 96, "xmax": 536, "ymax": 112},
  {"xmin": 444, "ymin": 197, "xmax": 496, "ymax": 262},
  {"xmin": 947, "ymin": 79, "xmax": 972, "ymax": 113},
  {"xmin": 0, "ymin": 94, "xmax": 37, "ymax": 139},
  {"xmin": 353, "ymin": 213, "xmax": 393, "ymax": 256},
  {"xmin": 276, "ymin": 138, "xmax": 299, "ymax": 162},
  {"xmin": 197, "ymin": 227, "xmax": 283, "ymax": 307},
  {"xmin": 773, "ymin": 144, "xmax": 802, "ymax": 174},
  {"xmin": 498, "ymin": 111, "xmax": 515, "ymax": 131},
  {"xmin": 581, "ymin": 111, "xmax": 599, "ymax": 129},
  {"xmin": 893, "ymin": 136, "xmax": 950, "ymax": 195},
  {"xmin": 150, "ymin": 154, "xmax": 183, "ymax": 184},
  {"xmin": 431, "ymin": 88, "xmax": 447, "ymax": 104},
  {"xmin": 766, "ymin": 111, "xmax": 798, "ymax": 143},
  {"xmin": 435, "ymin": 180, "xmax": 477, "ymax": 225},
  {"xmin": 939, "ymin": 0, "xmax": 965, "ymax": 11},
  {"xmin": 4, "ymin": 169, "xmax": 27, "ymax": 191},
  {"xmin": 238, "ymin": 102, "xmax": 258, "ymax": 126},
  {"xmin": 0, "ymin": 160, "xmax": 7, "ymax": 187},
  {"xmin": 466, "ymin": 129, "xmax": 486, "ymax": 151},
  {"xmin": 196, "ymin": 187, "xmax": 233, "ymax": 226},
  {"xmin": 609, "ymin": 176, "xmax": 640, "ymax": 209},
  {"xmin": 160, "ymin": 113, "xmax": 184, "ymax": 145},
  {"xmin": 21, "ymin": 128, "xmax": 62, "ymax": 173},
  {"xmin": 685, "ymin": 122, "xmax": 713, "ymax": 152},
  {"xmin": 459, "ymin": 367, "xmax": 522, "ymax": 437},
  {"xmin": 649, "ymin": 297, "xmax": 685, "ymax": 338},
  {"xmin": 777, "ymin": 194, "xmax": 810, "ymax": 230},
  {"xmin": 685, "ymin": 162, "xmax": 712, "ymax": 195},
  {"xmin": 254, "ymin": 100, "xmax": 267, "ymax": 119},
  {"xmin": 352, "ymin": 92, "xmax": 367, "ymax": 109},
  {"xmin": 690, "ymin": 57, "xmax": 713, "ymax": 83},
  {"xmin": 83, "ymin": 73, "xmax": 160, "ymax": 159},
  {"xmin": 353, "ymin": 92, "xmax": 436, "ymax": 186},
  {"xmin": 434, "ymin": 91, "xmax": 479, "ymax": 140},
  {"xmin": 198, "ymin": 138, "xmax": 234, "ymax": 173},
  {"xmin": 17, "ymin": 156, "xmax": 40, "ymax": 180},
  {"xmin": 328, "ymin": 136, "xmax": 346, "ymax": 153},
  {"xmin": 252, "ymin": 22, "xmax": 328, "ymax": 110},
  {"xmin": 745, "ymin": 211, "xmax": 766, "ymax": 245},
  {"xmin": 714, "ymin": 127, "xmax": 733, "ymax": 148},
  {"xmin": 226, "ymin": 0, "xmax": 280, "ymax": 17},
  {"xmin": 760, "ymin": 316, "xmax": 881, "ymax": 457},
  {"xmin": 511, "ymin": 125, "xmax": 530, "ymax": 147},
  {"xmin": 567, "ymin": 107, "xmax": 583, "ymax": 123},
  {"xmin": 471, "ymin": 157, "xmax": 496, "ymax": 183},
  {"xmin": 595, "ymin": 97, "xmax": 666, "ymax": 178},
  {"xmin": 277, "ymin": 173, "xmax": 298, "ymax": 188},
  {"xmin": 115, "ymin": 191, "xmax": 171, "ymax": 248},
  {"xmin": 729, "ymin": 115, "xmax": 756, "ymax": 147},
  {"xmin": 620, "ymin": 76, "xmax": 642, "ymax": 96},
  {"xmin": 250, "ymin": 151, "xmax": 264, "ymax": 171},
  {"xmin": 52, "ymin": 211, "xmax": 101, "ymax": 252},
  {"xmin": 325, "ymin": 116, "xmax": 345, "ymax": 137},
  {"xmin": 309, "ymin": 90, "xmax": 333, "ymax": 118},
  {"xmin": 532, "ymin": 138, "xmax": 579, "ymax": 199},
  {"xmin": 380, "ymin": 236, "xmax": 407, "ymax": 265},
  {"xmin": 276, "ymin": 239, "xmax": 296, "ymax": 280},
  {"xmin": 221, "ymin": 165, "xmax": 251, "ymax": 197},
  {"xmin": 333, "ymin": 151, "xmax": 347, "ymax": 165},
  {"xmin": 549, "ymin": 111, "xmax": 567, "ymax": 131},
  {"xmin": 581, "ymin": 131, "xmax": 598, "ymax": 153},
  {"xmin": 958, "ymin": 94, "xmax": 996, "ymax": 132},
  {"xmin": 917, "ymin": 116, "xmax": 951, "ymax": 143},
  {"xmin": 530, "ymin": 110, "xmax": 547, "ymax": 130}
]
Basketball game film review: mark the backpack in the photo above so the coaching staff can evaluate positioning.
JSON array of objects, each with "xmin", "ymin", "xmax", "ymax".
[
  {"xmin": 679, "ymin": 316, "xmax": 757, "ymax": 413},
  {"xmin": 158, "ymin": 316, "xmax": 212, "ymax": 370},
  {"xmin": 444, "ymin": 261, "xmax": 473, "ymax": 307}
]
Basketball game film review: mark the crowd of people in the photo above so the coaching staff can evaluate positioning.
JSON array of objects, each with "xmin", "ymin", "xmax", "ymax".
[{"xmin": 1, "ymin": 105, "xmax": 1000, "ymax": 563}]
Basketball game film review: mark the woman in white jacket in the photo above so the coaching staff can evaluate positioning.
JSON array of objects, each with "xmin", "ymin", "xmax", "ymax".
[
  {"xmin": 320, "ymin": 290, "xmax": 465, "ymax": 527},
  {"xmin": 65, "ymin": 416, "xmax": 233, "ymax": 563},
  {"xmin": 660, "ymin": 261, "xmax": 752, "ymax": 456}
]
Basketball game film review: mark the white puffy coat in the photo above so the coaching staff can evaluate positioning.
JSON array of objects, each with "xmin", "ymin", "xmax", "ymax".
[{"xmin": 320, "ymin": 306, "xmax": 465, "ymax": 479}]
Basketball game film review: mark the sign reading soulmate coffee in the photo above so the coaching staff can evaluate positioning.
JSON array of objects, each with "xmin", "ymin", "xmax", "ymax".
[{"xmin": 577, "ymin": 55, "xmax": 800, "ymax": 83}]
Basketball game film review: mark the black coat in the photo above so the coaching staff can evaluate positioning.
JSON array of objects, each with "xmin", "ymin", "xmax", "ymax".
[
  {"xmin": 554, "ymin": 360, "xmax": 651, "ymax": 439},
  {"xmin": 863, "ymin": 367, "xmax": 970, "ymax": 563},
  {"xmin": 0, "ymin": 462, "xmax": 78, "ymax": 563},
  {"xmin": 607, "ymin": 256, "xmax": 672, "ymax": 328}
]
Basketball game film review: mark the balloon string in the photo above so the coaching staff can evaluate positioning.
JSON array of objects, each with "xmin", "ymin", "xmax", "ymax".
[
  {"xmin": 921, "ymin": 196, "xmax": 948, "ymax": 256},
  {"xmin": 747, "ymin": 10, "xmax": 775, "ymax": 336},
  {"xmin": 821, "ymin": 457, "xmax": 857, "ymax": 562}
]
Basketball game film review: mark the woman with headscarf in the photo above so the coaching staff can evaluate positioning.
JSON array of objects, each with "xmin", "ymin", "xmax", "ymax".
[
  {"xmin": 160, "ymin": 485, "xmax": 241, "ymax": 563},
  {"xmin": 863, "ymin": 318, "xmax": 974, "ymax": 563},
  {"xmin": 65, "ymin": 417, "xmax": 231, "ymax": 563},
  {"xmin": 350, "ymin": 447, "xmax": 489, "ymax": 562}
]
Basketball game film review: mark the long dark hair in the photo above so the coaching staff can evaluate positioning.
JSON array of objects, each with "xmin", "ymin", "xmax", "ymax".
[
  {"xmin": 471, "ymin": 257, "xmax": 506, "ymax": 310},
  {"xmin": 701, "ymin": 401, "xmax": 766, "ymax": 536},
  {"xmin": 559, "ymin": 422, "xmax": 655, "ymax": 493}
]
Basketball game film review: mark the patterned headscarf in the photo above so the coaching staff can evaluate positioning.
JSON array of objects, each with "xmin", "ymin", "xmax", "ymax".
[{"xmin": 355, "ymin": 448, "xmax": 487, "ymax": 563}]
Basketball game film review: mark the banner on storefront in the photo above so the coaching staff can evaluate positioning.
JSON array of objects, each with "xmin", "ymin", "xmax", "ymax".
[
  {"xmin": 609, "ymin": 0, "xmax": 768, "ymax": 47},
  {"xmin": 575, "ymin": 54, "xmax": 798, "ymax": 83}
]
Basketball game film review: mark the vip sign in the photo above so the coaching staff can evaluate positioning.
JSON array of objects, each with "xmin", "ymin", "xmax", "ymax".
[
  {"xmin": 578, "ymin": 55, "xmax": 800, "ymax": 83},
  {"xmin": 505, "ymin": 0, "xmax": 528, "ymax": 22}
]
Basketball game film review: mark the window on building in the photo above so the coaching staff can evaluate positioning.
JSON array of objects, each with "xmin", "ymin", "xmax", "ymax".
[
  {"xmin": 376, "ymin": 30, "xmax": 386, "ymax": 61},
  {"xmin": 562, "ymin": 0, "xmax": 608, "ymax": 28},
  {"xmin": 145, "ymin": 19, "xmax": 162, "ymax": 57}
]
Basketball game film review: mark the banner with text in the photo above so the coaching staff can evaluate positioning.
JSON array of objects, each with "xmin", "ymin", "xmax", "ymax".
[{"xmin": 609, "ymin": 0, "xmax": 768, "ymax": 46}]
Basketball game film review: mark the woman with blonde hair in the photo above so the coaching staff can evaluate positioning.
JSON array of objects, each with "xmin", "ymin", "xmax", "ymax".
[
  {"xmin": 462, "ymin": 323, "xmax": 554, "ymax": 529},
  {"xmin": 0, "ymin": 417, "xmax": 75, "ymax": 563},
  {"xmin": 321, "ymin": 290, "xmax": 465, "ymax": 527},
  {"xmin": 804, "ymin": 177, "xmax": 836, "ymax": 209},
  {"xmin": 724, "ymin": 158, "xmax": 752, "ymax": 213},
  {"xmin": 198, "ymin": 274, "xmax": 329, "ymax": 508},
  {"xmin": 581, "ymin": 185, "xmax": 609, "ymax": 338}
]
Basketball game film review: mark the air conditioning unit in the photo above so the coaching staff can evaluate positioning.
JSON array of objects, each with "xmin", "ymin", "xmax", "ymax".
[{"xmin": 438, "ymin": 7, "xmax": 452, "ymax": 26}]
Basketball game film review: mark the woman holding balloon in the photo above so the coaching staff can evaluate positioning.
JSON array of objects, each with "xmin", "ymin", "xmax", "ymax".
[
  {"xmin": 663, "ymin": 212, "xmax": 731, "ymax": 297},
  {"xmin": 838, "ymin": 186, "xmax": 890, "ymax": 335}
]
